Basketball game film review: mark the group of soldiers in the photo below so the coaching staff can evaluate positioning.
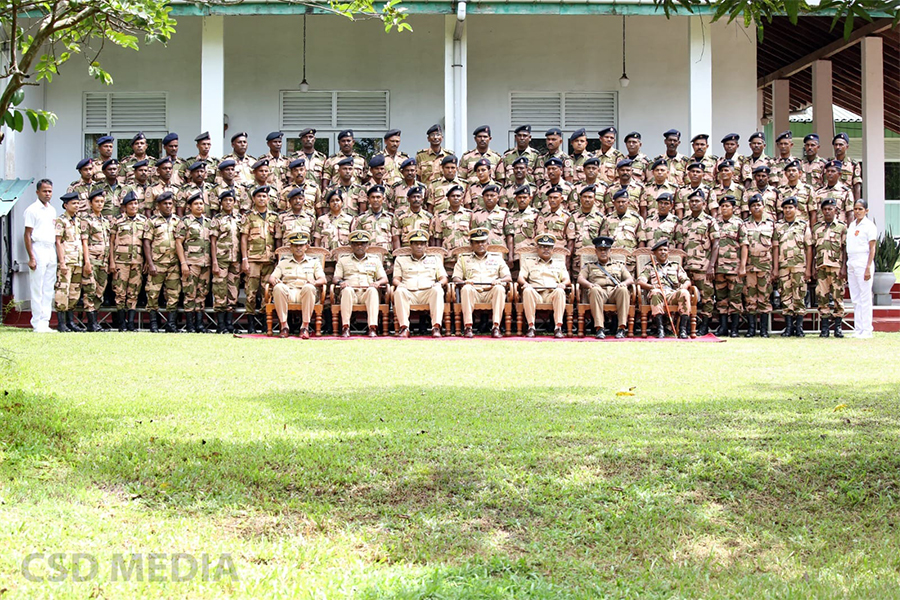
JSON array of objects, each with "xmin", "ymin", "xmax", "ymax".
[{"xmin": 50, "ymin": 123, "xmax": 862, "ymax": 338}]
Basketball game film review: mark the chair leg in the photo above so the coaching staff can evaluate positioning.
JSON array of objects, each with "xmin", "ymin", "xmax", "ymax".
[
  {"xmin": 566, "ymin": 306, "xmax": 573, "ymax": 337},
  {"xmin": 516, "ymin": 307, "xmax": 522, "ymax": 336},
  {"xmin": 577, "ymin": 307, "xmax": 585, "ymax": 337},
  {"xmin": 266, "ymin": 307, "xmax": 273, "ymax": 336},
  {"xmin": 454, "ymin": 307, "xmax": 461, "ymax": 336},
  {"xmin": 627, "ymin": 311, "xmax": 634, "ymax": 337},
  {"xmin": 315, "ymin": 309, "xmax": 322, "ymax": 336},
  {"xmin": 691, "ymin": 313, "xmax": 697, "ymax": 338},
  {"xmin": 332, "ymin": 307, "xmax": 339, "ymax": 337},
  {"xmin": 641, "ymin": 311, "xmax": 648, "ymax": 338}
]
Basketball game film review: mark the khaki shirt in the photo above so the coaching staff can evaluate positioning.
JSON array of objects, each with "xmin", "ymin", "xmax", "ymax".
[
  {"xmin": 323, "ymin": 152, "xmax": 367, "ymax": 186},
  {"xmin": 452, "ymin": 252, "xmax": 510, "ymax": 282},
  {"xmin": 334, "ymin": 252, "xmax": 386, "ymax": 286},
  {"xmin": 272, "ymin": 254, "xmax": 325, "ymax": 287},
  {"xmin": 289, "ymin": 149, "xmax": 327, "ymax": 188},
  {"xmin": 497, "ymin": 147, "xmax": 541, "ymax": 186},
  {"xmin": 392, "ymin": 209, "xmax": 434, "ymax": 247},
  {"xmin": 414, "ymin": 147, "xmax": 453, "ymax": 184},
  {"xmin": 276, "ymin": 211, "xmax": 316, "ymax": 243},
  {"xmin": 520, "ymin": 255, "xmax": 570, "ymax": 287},
  {"xmin": 393, "ymin": 254, "xmax": 447, "ymax": 290},
  {"xmin": 580, "ymin": 260, "xmax": 630, "ymax": 289},
  {"xmin": 459, "ymin": 149, "xmax": 502, "ymax": 185},
  {"xmin": 471, "ymin": 206, "xmax": 509, "ymax": 246},
  {"xmin": 352, "ymin": 210, "xmax": 395, "ymax": 253},
  {"xmin": 638, "ymin": 259, "xmax": 689, "ymax": 292}
]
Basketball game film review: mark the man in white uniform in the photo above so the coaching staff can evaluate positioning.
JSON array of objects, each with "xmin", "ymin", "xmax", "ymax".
[
  {"xmin": 846, "ymin": 199, "xmax": 878, "ymax": 338},
  {"xmin": 23, "ymin": 179, "xmax": 58, "ymax": 332}
]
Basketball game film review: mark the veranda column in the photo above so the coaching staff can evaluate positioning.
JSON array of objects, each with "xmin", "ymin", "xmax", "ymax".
[{"xmin": 201, "ymin": 16, "xmax": 225, "ymax": 158}]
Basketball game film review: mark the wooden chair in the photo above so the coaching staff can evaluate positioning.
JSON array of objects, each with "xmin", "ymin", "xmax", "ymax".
[
  {"xmin": 573, "ymin": 247, "xmax": 636, "ymax": 337},
  {"xmin": 264, "ymin": 246, "xmax": 329, "ymax": 336},
  {"xmin": 328, "ymin": 245, "xmax": 392, "ymax": 334},
  {"xmin": 514, "ymin": 244, "xmax": 574, "ymax": 336},
  {"xmin": 633, "ymin": 248, "xmax": 699, "ymax": 338},
  {"xmin": 449, "ymin": 245, "xmax": 515, "ymax": 335},
  {"xmin": 391, "ymin": 246, "xmax": 452, "ymax": 333}
]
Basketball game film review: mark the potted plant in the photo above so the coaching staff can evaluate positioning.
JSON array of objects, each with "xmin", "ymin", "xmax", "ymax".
[{"xmin": 873, "ymin": 229, "xmax": 899, "ymax": 306}]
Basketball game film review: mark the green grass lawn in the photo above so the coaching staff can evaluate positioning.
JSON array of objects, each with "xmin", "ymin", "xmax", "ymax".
[{"xmin": 1, "ymin": 329, "xmax": 899, "ymax": 599}]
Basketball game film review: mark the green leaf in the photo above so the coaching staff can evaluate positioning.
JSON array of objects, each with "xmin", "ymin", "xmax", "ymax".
[
  {"xmin": 11, "ymin": 89, "xmax": 25, "ymax": 107},
  {"xmin": 38, "ymin": 113, "xmax": 50, "ymax": 130},
  {"xmin": 25, "ymin": 109, "xmax": 38, "ymax": 132},
  {"xmin": 785, "ymin": 0, "xmax": 800, "ymax": 24},
  {"xmin": 2, "ymin": 111, "xmax": 14, "ymax": 129},
  {"xmin": 12, "ymin": 110, "xmax": 24, "ymax": 133}
]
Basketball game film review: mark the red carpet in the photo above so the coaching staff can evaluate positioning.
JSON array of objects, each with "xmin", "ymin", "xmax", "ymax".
[{"xmin": 233, "ymin": 333, "xmax": 725, "ymax": 342}]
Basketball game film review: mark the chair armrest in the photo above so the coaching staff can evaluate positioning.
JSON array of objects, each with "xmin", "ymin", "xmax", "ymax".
[
  {"xmin": 263, "ymin": 283, "xmax": 271, "ymax": 304},
  {"xmin": 445, "ymin": 283, "xmax": 453, "ymax": 303}
]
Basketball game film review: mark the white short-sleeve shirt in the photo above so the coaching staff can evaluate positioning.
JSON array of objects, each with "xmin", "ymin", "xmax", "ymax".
[
  {"xmin": 847, "ymin": 216, "xmax": 878, "ymax": 256},
  {"xmin": 23, "ymin": 199, "xmax": 58, "ymax": 245}
]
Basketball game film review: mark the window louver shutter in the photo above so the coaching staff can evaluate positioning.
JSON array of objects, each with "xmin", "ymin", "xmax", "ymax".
[
  {"xmin": 510, "ymin": 93, "xmax": 562, "ymax": 131},
  {"xmin": 335, "ymin": 91, "xmax": 389, "ymax": 129},
  {"xmin": 510, "ymin": 91, "xmax": 618, "ymax": 133},
  {"xmin": 563, "ymin": 92, "xmax": 617, "ymax": 131},
  {"xmin": 280, "ymin": 91, "xmax": 334, "ymax": 130},
  {"xmin": 280, "ymin": 91, "xmax": 389, "ymax": 131},
  {"xmin": 83, "ymin": 92, "xmax": 167, "ymax": 134},
  {"xmin": 83, "ymin": 93, "xmax": 109, "ymax": 132}
]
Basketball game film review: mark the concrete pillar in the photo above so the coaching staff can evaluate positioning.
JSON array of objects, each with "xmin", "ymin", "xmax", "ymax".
[
  {"xmin": 811, "ymin": 60, "xmax": 834, "ymax": 139},
  {"xmin": 200, "ymin": 16, "xmax": 225, "ymax": 158},
  {"xmin": 757, "ymin": 88, "xmax": 765, "ymax": 131},
  {"xmin": 688, "ymin": 16, "xmax": 712, "ymax": 139},
  {"xmin": 861, "ymin": 36, "xmax": 885, "ymax": 231},
  {"xmin": 444, "ymin": 15, "xmax": 467, "ymax": 156},
  {"xmin": 771, "ymin": 79, "xmax": 791, "ymax": 138}
]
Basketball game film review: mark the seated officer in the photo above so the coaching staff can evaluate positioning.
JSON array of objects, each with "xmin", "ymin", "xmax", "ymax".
[
  {"xmin": 637, "ymin": 238, "xmax": 692, "ymax": 339},
  {"xmin": 333, "ymin": 230, "xmax": 389, "ymax": 338},
  {"xmin": 392, "ymin": 229, "xmax": 449, "ymax": 338},
  {"xmin": 577, "ymin": 235, "xmax": 633, "ymax": 339},
  {"xmin": 268, "ymin": 232, "xmax": 327, "ymax": 339},
  {"xmin": 518, "ymin": 233, "xmax": 570, "ymax": 338},
  {"xmin": 452, "ymin": 227, "xmax": 513, "ymax": 338}
]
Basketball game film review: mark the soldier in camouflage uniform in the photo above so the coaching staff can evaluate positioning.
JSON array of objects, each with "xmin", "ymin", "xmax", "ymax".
[
  {"xmin": 800, "ymin": 133, "xmax": 827, "ymax": 189},
  {"xmin": 290, "ymin": 128, "xmax": 326, "ymax": 189},
  {"xmin": 324, "ymin": 157, "xmax": 367, "ymax": 217},
  {"xmin": 501, "ymin": 156, "xmax": 532, "ymax": 209},
  {"xmin": 569, "ymin": 128, "xmax": 594, "ymax": 183},
  {"xmin": 601, "ymin": 188, "xmax": 644, "ymax": 277},
  {"xmin": 504, "ymin": 185, "xmax": 540, "ymax": 274},
  {"xmin": 810, "ymin": 198, "xmax": 848, "ymax": 337},
  {"xmin": 640, "ymin": 158, "xmax": 679, "ymax": 219},
  {"xmin": 415, "ymin": 124, "xmax": 453, "ymax": 185},
  {"xmin": 392, "ymin": 158, "xmax": 426, "ymax": 215},
  {"xmin": 145, "ymin": 157, "xmax": 180, "ymax": 217},
  {"xmin": 713, "ymin": 196, "xmax": 748, "ymax": 337},
  {"xmin": 322, "ymin": 129, "xmax": 366, "ymax": 189},
  {"xmin": 471, "ymin": 185, "xmax": 509, "ymax": 247},
  {"xmin": 428, "ymin": 155, "xmax": 468, "ymax": 214},
  {"xmin": 517, "ymin": 233, "xmax": 570, "ymax": 338},
  {"xmin": 158, "ymin": 133, "xmax": 186, "ymax": 186},
  {"xmin": 713, "ymin": 133, "xmax": 745, "ymax": 184},
  {"xmin": 92, "ymin": 136, "xmax": 116, "ymax": 183},
  {"xmin": 534, "ymin": 157, "xmax": 574, "ymax": 215},
  {"xmin": 569, "ymin": 157, "xmax": 609, "ymax": 213},
  {"xmin": 258, "ymin": 132, "xmax": 291, "ymax": 191},
  {"xmin": 278, "ymin": 158, "xmax": 321, "ymax": 215},
  {"xmin": 142, "ymin": 191, "xmax": 181, "ymax": 333},
  {"xmin": 534, "ymin": 128, "xmax": 574, "ymax": 186},
  {"xmin": 777, "ymin": 159, "xmax": 815, "ymax": 225},
  {"xmin": 743, "ymin": 194, "xmax": 777, "ymax": 337},
  {"xmin": 94, "ymin": 159, "xmax": 124, "ymax": 219},
  {"xmin": 638, "ymin": 239, "xmax": 692, "ymax": 338},
  {"xmin": 175, "ymin": 192, "xmax": 212, "ymax": 333},
  {"xmin": 209, "ymin": 160, "xmax": 248, "ymax": 214},
  {"xmin": 109, "ymin": 192, "xmax": 147, "ymax": 331},
  {"xmin": 120, "ymin": 132, "xmax": 156, "ymax": 184},
  {"xmin": 352, "ymin": 184, "xmax": 395, "ymax": 272},
  {"xmin": 210, "ymin": 190, "xmax": 243, "ymax": 333},
  {"xmin": 594, "ymin": 127, "xmax": 624, "ymax": 184},
  {"xmin": 774, "ymin": 197, "xmax": 813, "ymax": 337},
  {"xmin": 577, "ymin": 235, "xmax": 633, "ymax": 338},
  {"xmin": 275, "ymin": 188, "xmax": 317, "ymax": 248},
  {"xmin": 459, "ymin": 125, "xmax": 502, "ymax": 185},
  {"xmin": 315, "ymin": 188, "xmax": 354, "ymax": 256},
  {"xmin": 653, "ymin": 129, "xmax": 688, "ymax": 186},
  {"xmin": 770, "ymin": 130, "xmax": 795, "ymax": 187},
  {"xmin": 536, "ymin": 185, "xmax": 575, "ymax": 255},
  {"xmin": 53, "ymin": 193, "xmax": 88, "ymax": 332},
  {"xmin": 68, "ymin": 159, "xmax": 96, "ymax": 216},
  {"xmin": 333, "ymin": 230, "xmax": 389, "ymax": 338},
  {"xmin": 741, "ymin": 132, "xmax": 774, "ymax": 188},
  {"xmin": 220, "ymin": 132, "xmax": 255, "ymax": 186},
  {"xmin": 452, "ymin": 228, "xmax": 512, "ymax": 338},
  {"xmin": 641, "ymin": 192, "xmax": 679, "ymax": 249},
  {"xmin": 623, "ymin": 131, "xmax": 651, "ymax": 183},
  {"xmin": 747, "ymin": 165, "xmax": 781, "ymax": 221},
  {"xmin": 464, "ymin": 158, "xmax": 502, "ymax": 210},
  {"xmin": 711, "ymin": 159, "xmax": 745, "ymax": 218},
  {"xmin": 675, "ymin": 162, "xmax": 715, "ymax": 218},
  {"xmin": 120, "ymin": 159, "xmax": 152, "ymax": 218},
  {"xmin": 392, "ymin": 187, "xmax": 433, "ymax": 251},
  {"xmin": 431, "ymin": 185, "xmax": 473, "ymax": 273},
  {"xmin": 240, "ymin": 186, "xmax": 278, "ymax": 333},
  {"xmin": 180, "ymin": 131, "xmax": 218, "ymax": 185},
  {"xmin": 675, "ymin": 189, "xmax": 719, "ymax": 335},
  {"xmin": 687, "ymin": 134, "xmax": 718, "ymax": 185},
  {"xmin": 570, "ymin": 185, "xmax": 606, "ymax": 275},
  {"xmin": 371, "ymin": 129, "xmax": 408, "ymax": 186},
  {"xmin": 814, "ymin": 159, "xmax": 854, "ymax": 224},
  {"xmin": 177, "ymin": 162, "xmax": 214, "ymax": 217},
  {"xmin": 497, "ymin": 125, "xmax": 540, "ymax": 186},
  {"xmin": 80, "ymin": 190, "xmax": 112, "ymax": 331},
  {"xmin": 363, "ymin": 155, "xmax": 393, "ymax": 203},
  {"xmin": 830, "ymin": 132, "xmax": 862, "ymax": 200},
  {"xmin": 603, "ymin": 159, "xmax": 644, "ymax": 215},
  {"xmin": 245, "ymin": 159, "xmax": 279, "ymax": 212}
]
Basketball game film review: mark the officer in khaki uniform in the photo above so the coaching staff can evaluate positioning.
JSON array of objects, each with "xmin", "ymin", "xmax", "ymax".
[
  {"xmin": 276, "ymin": 188, "xmax": 317, "ymax": 247},
  {"xmin": 92, "ymin": 135, "xmax": 115, "ymax": 183},
  {"xmin": 686, "ymin": 134, "xmax": 718, "ymax": 184},
  {"xmin": 452, "ymin": 228, "xmax": 512, "ymax": 338},
  {"xmin": 120, "ymin": 160, "xmax": 152, "ymax": 217},
  {"xmin": 80, "ymin": 190, "xmax": 112, "ymax": 331},
  {"xmin": 269, "ymin": 232, "xmax": 327, "ymax": 339},
  {"xmin": 392, "ymin": 157, "xmax": 427, "ymax": 215},
  {"xmin": 371, "ymin": 129, "xmax": 408, "ymax": 186},
  {"xmin": 810, "ymin": 198, "xmax": 848, "ymax": 337},
  {"xmin": 471, "ymin": 185, "xmax": 509, "ymax": 247},
  {"xmin": 536, "ymin": 185, "xmax": 575, "ymax": 253},
  {"xmin": 324, "ymin": 157, "xmax": 367, "ymax": 216},
  {"xmin": 145, "ymin": 157, "xmax": 180, "ymax": 216},
  {"xmin": 770, "ymin": 131, "xmax": 794, "ymax": 187},
  {"xmin": 534, "ymin": 157, "xmax": 574, "ymax": 215},
  {"xmin": 569, "ymin": 157, "xmax": 608, "ymax": 213},
  {"xmin": 503, "ymin": 185, "xmax": 540, "ymax": 272},
  {"xmin": 240, "ymin": 185, "xmax": 278, "ymax": 333},
  {"xmin": 175, "ymin": 192, "xmax": 212, "ymax": 333},
  {"xmin": 142, "ymin": 191, "xmax": 181, "ymax": 333},
  {"xmin": 95, "ymin": 159, "xmax": 124, "ymax": 219},
  {"xmin": 747, "ymin": 165, "xmax": 781, "ymax": 221},
  {"xmin": 640, "ymin": 158, "xmax": 679, "ymax": 218},
  {"xmin": 637, "ymin": 239, "xmax": 692, "ymax": 338},
  {"xmin": 518, "ymin": 233, "xmax": 569, "ymax": 338},
  {"xmin": 53, "ymin": 192, "xmax": 88, "ymax": 332},
  {"xmin": 713, "ymin": 133, "xmax": 745, "ymax": 184},
  {"xmin": 534, "ymin": 128, "xmax": 574, "ymax": 186},
  {"xmin": 314, "ymin": 189, "xmax": 354, "ymax": 251},
  {"xmin": 210, "ymin": 160, "xmax": 246, "ymax": 214},
  {"xmin": 392, "ymin": 229, "xmax": 448, "ymax": 337},
  {"xmin": 814, "ymin": 159, "xmax": 854, "ymax": 224},
  {"xmin": 120, "ymin": 132, "xmax": 156, "ymax": 184},
  {"xmin": 577, "ymin": 235, "xmax": 632, "ymax": 339},
  {"xmin": 641, "ymin": 192, "xmax": 679, "ymax": 249},
  {"xmin": 333, "ymin": 230, "xmax": 389, "ymax": 338},
  {"xmin": 210, "ymin": 190, "xmax": 243, "ymax": 333},
  {"xmin": 109, "ymin": 192, "xmax": 148, "ymax": 331},
  {"xmin": 501, "ymin": 156, "xmax": 533, "ymax": 208},
  {"xmin": 463, "ymin": 158, "xmax": 501, "ymax": 209},
  {"xmin": 181, "ymin": 131, "xmax": 218, "ymax": 185},
  {"xmin": 497, "ymin": 125, "xmax": 540, "ymax": 186},
  {"xmin": 569, "ymin": 129, "xmax": 594, "ymax": 183},
  {"xmin": 278, "ymin": 159, "xmax": 319, "ymax": 213},
  {"xmin": 675, "ymin": 162, "xmax": 715, "ymax": 217},
  {"xmin": 351, "ymin": 184, "xmax": 394, "ymax": 270},
  {"xmin": 157, "ymin": 133, "xmax": 186, "ymax": 186},
  {"xmin": 603, "ymin": 159, "xmax": 644, "ymax": 215},
  {"xmin": 428, "ymin": 155, "xmax": 468, "ymax": 214},
  {"xmin": 415, "ymin": 124, "xmax": 453, "ymax": 185},
  {"xmin": 778, "ymin": 159, "xmax": 815, "ymax": 225},
  {"xmin": 258, "ymin": 132, "xmax": 291, "ymax": 190}
]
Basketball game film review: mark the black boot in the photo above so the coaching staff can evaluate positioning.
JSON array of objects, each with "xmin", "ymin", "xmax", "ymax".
[
  {"xmin": 745, "ymin": 314, "xmax": 757, "ymax": 338},
  {"xmin": 760, "ymin": 314, "xmax": 770, "ymax": 338},
  {"xmin": 216, "ymin": 312, "xmax": 226, "ymax": 334},
  {"xmin": 833, "ymin": 317, "xmax": 845, "ymax": 338},
  {"xmin": 118, "ymin": 309, "xmax": 127, "ymax": 332},
  {"xmin": 86, "ymin": 311, "xmax": 101, "ymax": 332},
  {"xmin": 715, "ymin": 315, "xmax": 729, "ymax": 337},
  {"xmin": 226, "ymin": 312, "xmax": 235, "ymax": 333},
  {"xmin": 68, "ymin": 311, "xmax": 85, "ymax": 332},
  {"xmin": 654, "ymin": 315, "xmax": 666, "ymax": 339},
  {"xmin": 728, "ymin": 314, "xmax": 739, "ymax": 338},
  {"xmin": 246, "ymin": 314, "xmax": 256, "ymax": 334},
  {"xmin": 126, "ymin": 309, "xmax": 137, "ymax": 331},
  {"xmin": 696, "ymin": 316, "xmax": 709, "ymax": 337},
  {"xmin": 195, "ymin": 312, "xmax": 208, "ymax": 333},
  {"xmin": 164, "ymin": 312, "xmax": 177, "ymax": 333},
  {"xmin": 678, "ymin": 315, "xmax": 690, "ymax": 339},
  {"xmin": 184, "ymin": 312, "xmax": 196, "ymax": 333},
  {"xmin": 794, "ymin": 316, "xmax": 805, "ymax": 337},
  {"xmin": 781, "ymin": 315, "xmax": 793, "ymax": 337},
  {"xmin": 820, "ymin": 317, "xmax": 830, "ymax": 338},
  {"xmin": 56, "ymin": 311, "xmax": 70, "ymax": 333},
  {"xmin": 149, "ymin": 312, "xmax": 159, "ymax": 333}
]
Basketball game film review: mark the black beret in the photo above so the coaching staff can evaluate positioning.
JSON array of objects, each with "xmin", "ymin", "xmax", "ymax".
[
  {"xmin": 194, "ymin": 131, "xmax": 211, "ymax": 142},
  {"xmin": 367, "ymin": 184, "xmax": 386, "ymax": 196},
  {"xmin": 720, "ymin": 133, "xmax": 739, "ymax": 143},
  {"xmin": 719, "ymin": 194, "xmax": 737, "ymax": 206},
  {"xmin": 132, "ymin": 159, "xmax": 149, "ymax": 169},
  {"xmin": 162, "ymin": 133, "xmax": 178, "ymax": 145},
  {"xmin": 785, "ymin": 159, "xmax": 800, "ymax": 170},
  {"xmin": 691, "ymin": 134, "xmax": 709, "ymax": 143},
  {"xmin": 299, "ymin": 128, "xmax": 316, "ymax": 137},
  {"xmin": 544, "ymin": 157, "xmax": 563, "ymax": 168},
  {"xmin": 686, "ymin": 161, "xmax": 704, "ymax": 171},
  {"xmin": 336, "ymin": 157, "xmax": 354, "ymax": 167},
  {"xmin": 511, "ymin": 156, "xmax": 528, "ymax": 167},
  {"xmin": 545, "ymin": 127, "xmax": 563, "ymax": 137},
  {"xmin": 583, "ymin": 157, "xmax": 600, "ymax": 167},
  {"xmin": 102, "ymin": 159, "xmax": 118, "ymax": 169},
  {"xmin": 400, "ymin": 157, "xmax": 417, "ymax": 169},
  {"xmin": 217, "ymin": 189, "xmax": 235, "ymax": 200},
  {"xmin": 482, "ymin": 184, "xmax": 501, "ymax": 195},
  {"xmin": 547, "ymin": 185, "xmax": 564, "ymax": 196},
  {"xmin": 473, "ymin": 125, "xmax": 491, "ymax": 136},
  {"xmin": 76, "ymin": 158, "xmax": 92, "ymax": 171},
  {"xmin": 155, "ymin": 157, "xmax": 173, "ymax": 167},
  {"xmin": 656, "ymin": 192, "xmax": 674, "ymax": 203},
  {"xmin": 747, "ymin": 193, "xmax": 763, "ymax": 206},
  {"xmin": 407, "ymin": 186, "xmax": 425, "ymax": 198},
  {"xmin": 749, "ymin": 132, "xmax": 766, "ymax": 143},
  {"xmin": 60, "ymin": 192, "xmax": 80, "ymax": 204},
  {"xmin": 441, "ymin": 155, "xmax": 458, "ymax": 166},
  {"xmin": 130, "ymin": 132, "xmax": 146, "ymax": 145},
  {"xmin": 251, "ymin": 159, "xmax": 269, "ymax": 170},
  {"xmin": 266, "ymin": 131, "xmax": 284, "ymax": 142},
  {"xmin": 188, "ymin": 161, "xmax": 206, "ymax": 172},
  {"xmin": 687, "ymin": 188, "xmax": 705, "ymax": 200},
  {"xmin": 624, "ymin": 131, "xmax": 641, "ymax": 142},
  {"xmin": 514, "ymin": 124, "xmax": 532, "ymax": 134},
  {"xmin": 650, "ymin": 158, "xmax": 667, "ymax": 170},
  {"xmin": 513, "ymin": 185, "xmax": 532, "ymax": 196},
  {"xmin": 598, "ymin": 126, "xmax": 617, "ymax": 137},
  {"xmin": 718, "ymin": 159, "xmax": 735, "ymax": 169},
  {"xmin": 88, "ymin": 188, "xmax": 105, "ymax": 200},
  {"xmin": 383, "ymin": 129, "xmax": 401, "ymax": 139},
  {"xmin": 251, "ymin": 185, "xmax": 271, "ymax": 197},
  {"xmin": 613, "ymin": 188, "xmax": 629, "ymax": 200},
  {"xmin": 325, "ymin": 189, "xmax": 343, "ymax": 202},
  {"xmin": 825, "ymin": 159, "xmax": 843, "ymax": 170},
  {"xmin": 592, "ymin": 235, "xmax": 614, "ymax": 248},
  {"xmin": 288, "ymin": 158, "xmax": 306, "ymax": 169},
  {"xmin": 775, "ymin": 130, "xmax": 792, "ymax": 142},
  {"xmin": 833, "ymin": 132, "xmax": 850, "ymax": 144},
  {"xmin": 474, "ymin": 158, "xmax": 491, "ymax": 170},
  {"xmin": 782, "ymin": 196, "xmax": 798, "ymax": 207},
  {"xmin": 218, "ymin": 159, "xmax": 236, "ymax": 170},
  {"xmin": 157, "ymin": 191, "xmax": 174, "ymax": 202},
  {"xmin": 651, "ymin": 238, "xmax": 669, "ymax": 251},
  {"xmin": 804, "ymin": 134, "xmax": 820, "ymax": 143},
  {"xmin": 186, "ymin": 191, "xmax": 203, "ymax": 205},
  {"xmin": 287, "ymin": 187, "xmax": 305, "ymax": 200},
  {"xmin": 447, "ymin": 184, "xmax": 465, "ymax": 196},
  {"xmin": 752, "ymin": 165, "xmax": 771, "ymax": 175},
  {"xmin": 579, "ymin": 184, "xmax": 597, "ymax": 195},
  {"xmin": 338, "ymin": 129, "xmax": 354, "ymax": 140},
  {"xmin": 569, "ymin": 128, "xmax": 587, "ymax": 142},
  {"xmin": 120, "ymin": 191, "xmax": 137, "ymax": 206},
  {"xmin": 97, "ymin": 135, "xmax": 114, "ymax": 145},
  {"xmin": 663, "ymin": 129, "xmax": 681, "ymax": 138},
  {"xmin": 230, "ymin": 132, "xmax": 248, "ymax": 142},
  {"xmin": 426, "ymin": 124, "xmax": 442, "ymax": 135},
  {"xmin": 368, "ymin": 155, "xmax": 385, "ymax": 168},
  {"xmin": 616, "ymin": 158, "xmax": 634, "ymax": 169},
  {"xmin": 820, "ymin": 197, "xmax": 836, "ymax": 207}
]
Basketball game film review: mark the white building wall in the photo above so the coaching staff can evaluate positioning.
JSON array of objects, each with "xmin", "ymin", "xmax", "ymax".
[{"xmin": 8, "ymin": 13, "xmax": 757, "ymax": 305}]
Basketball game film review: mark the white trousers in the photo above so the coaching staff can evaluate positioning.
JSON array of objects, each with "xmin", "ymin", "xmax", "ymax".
[
  {"xmin": 29, "ymin": 243, "xmax": 57, "ymax": 330},
  {"xmin": 847, "ymin": 254, "xmax": 873, "ymax": 337}
]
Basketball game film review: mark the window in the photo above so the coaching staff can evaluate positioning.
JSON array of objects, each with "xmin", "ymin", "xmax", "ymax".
[
  {"xmin": 280, "ymin": 90, "xmax": 389, "ymax": 160},
  {"xmin": 83, "ymin": 92, "xmax": 168, "ymax": 159},
  {"xmin": 508, "ymin": 91, "xmax": 618, "ymax": 153},
  {"xmin": 887, "ymin": 162, "xmax": 900, "ymax": 201}
]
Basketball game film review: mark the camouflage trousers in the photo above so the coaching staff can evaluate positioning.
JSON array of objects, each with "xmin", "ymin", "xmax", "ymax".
[
  {"xmin": 816, "ymin": 266, "xmax": 845, "ymax": 318},
  {"xmin": 779, "ymin": 269, "xmax": 806, "ymax": 316},
  {"xmin": 744, "ymin": 271, "xmax": 773, "ymax": 314},
  {"xmin": 687, "ymin": 270, "xmax": 715, "ymax": 318},
  {"xmin": 145, "ymin": 262, "xmax": 181, "ymax": 310},
  {"xmin": 714, "ymin": 273, "xmax": 745, "ymax": 315},
  {"xmin": 81, "ymin": 259, "xmax": 109, "ymax": 312},
  {"xmin": 182, "ymin": 264, "xmax": 211, "ymax": 311},
  {"xmin": 647, "ymin": 287, "xmax": 691, "ymax": 316},
  {"xmin": 113, "ymin": 263, "xmax": 143, "ymax": 310},
  {"xmin": 212, "ymin": 261, "xmax": 241, "ymax": 312},
  {"xmin": 245, "ymin": 261, "xmax": 275, "ymax": 314},
  {"xmin": 54, "ymin": 264, "xmax": 83, "ymax": 311}
]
